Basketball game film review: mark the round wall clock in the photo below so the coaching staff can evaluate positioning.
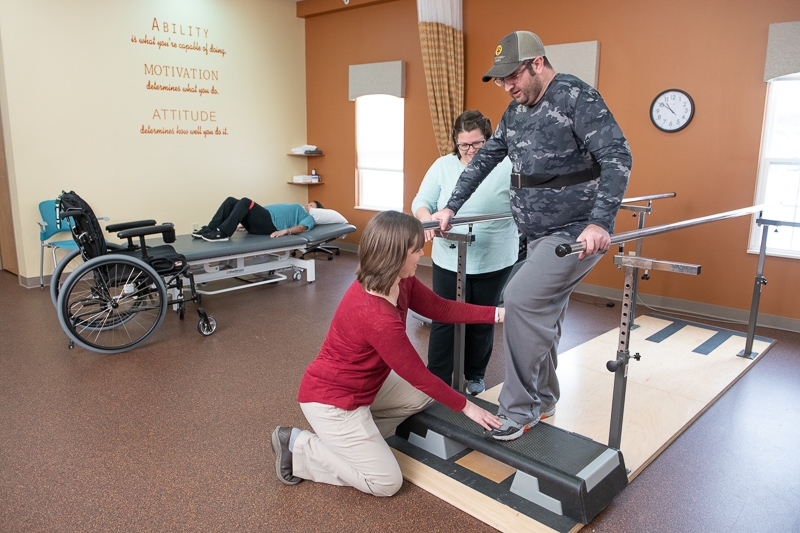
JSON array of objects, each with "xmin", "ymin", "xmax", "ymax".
[{"xmin": 650, "ymin": 89, "xmax": 694, "ymax": 132}]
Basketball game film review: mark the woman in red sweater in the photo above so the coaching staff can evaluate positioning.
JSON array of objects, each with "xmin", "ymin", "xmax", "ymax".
[{"xmin": 271, "ymin": 210, "xmax": 502, "ymax": 496}]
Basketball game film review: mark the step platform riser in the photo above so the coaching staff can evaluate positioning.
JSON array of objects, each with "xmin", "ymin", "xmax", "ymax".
[{"xmin": 392, "ymin": 398, "xmax": 628, "ymax": 525}]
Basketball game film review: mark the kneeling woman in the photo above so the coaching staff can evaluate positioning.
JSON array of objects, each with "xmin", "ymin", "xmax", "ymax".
[{"xmin": 271, "ymin": 210, "xmax": 502, "ymax": 496}]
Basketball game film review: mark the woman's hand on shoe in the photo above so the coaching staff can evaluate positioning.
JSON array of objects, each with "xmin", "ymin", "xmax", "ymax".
[{"xmin": 462, "ymin": 400, "xmax": 501, "ymax": 431}]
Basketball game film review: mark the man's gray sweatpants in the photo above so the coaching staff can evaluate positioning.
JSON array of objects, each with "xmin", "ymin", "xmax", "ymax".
[{"xmin": 498, "ymin": 234, "xmax": 603, "ymax": 425}]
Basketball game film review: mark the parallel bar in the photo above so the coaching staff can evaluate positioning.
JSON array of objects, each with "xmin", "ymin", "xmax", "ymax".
[
  {"xmin": 620, "ymin": 192, "xmax": 677, "ymax": 204},
  {"xmin": 421, "ymin": 213, "xmax": 512, "ymax": 230},
  {"xmin": 617, "ymin": 193, "xmax": 675, "ymax": 328},
  {"xmin": 423, "ymin": 214, "xmax": 507, "ymax": 393},
  {"xmin": 422, "ymin": 196, "xmax": 680, "ymax": 232},
  {"xmin": 619, "ymin": 204, "xmax": 653, "ymax": 214},
  {"xmin": 757, "ymin": 218, "xmax": 800, "ymax": 229},
  {"xmin": 625, "ymin": 203, "xmax": 650, "ymax": 328},
  {"xmin": 612, "ymin": 255, "xmax": 702, "ymax": 275},
  {"xmin": 739, "ymin": 224, "xmax": 770, "ymax": 359},
  {"xmin": 453, "ymin": 232, "xmax": 470, "ymax": 393},
  {"xmin": 555, "ymin": 205, "xmax": 766, "ymax": 257},
  {"xmin": 738, "ymin": 217, "xmax": 800, "ymax": 358},
  {"xmin": 608, "ymin": 267, "xmax": 635, "ymax": 450}
]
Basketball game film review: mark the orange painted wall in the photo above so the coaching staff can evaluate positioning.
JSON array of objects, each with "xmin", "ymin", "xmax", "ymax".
[
  {"xmin": 304, "ymin": 0, "xmax": 438, "ymax": 235},
  {"xmin": 303, "ymin": 0, "xmax": 800, "ymax": 321}
]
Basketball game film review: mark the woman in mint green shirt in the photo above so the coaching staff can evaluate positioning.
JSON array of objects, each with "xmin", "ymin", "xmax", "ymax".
[{"xmin": 412, "ymin": 110, "xmax": 518, "ymax": 395}]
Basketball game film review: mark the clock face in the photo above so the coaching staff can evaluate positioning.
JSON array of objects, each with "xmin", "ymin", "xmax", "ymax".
[{"xmin": 650, "ymin": 89, "xmax": 694, "ymax": 132}]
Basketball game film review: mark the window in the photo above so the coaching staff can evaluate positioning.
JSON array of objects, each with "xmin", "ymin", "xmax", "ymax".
[
  {"xmin": 749, "ymin": 76, "xmax": 800, "ymax": 258},
  {"xmin": 356, "ymin": 94, "xmax": 404, "ymax": 210}
]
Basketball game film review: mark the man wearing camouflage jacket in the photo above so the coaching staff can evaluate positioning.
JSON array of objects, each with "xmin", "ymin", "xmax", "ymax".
[{"xmin": 433, "ymin": 31, "xmax": 632, "ymax": 441}]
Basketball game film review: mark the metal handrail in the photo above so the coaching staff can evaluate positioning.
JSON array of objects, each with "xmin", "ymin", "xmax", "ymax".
[
  {"xmin": 420, "ymin": 197, "xmax": 682, "ymax": 231},
  {"xmin": 420, "ymin": 213, "xmax": 512, "ymax": 230},
  {"xmin": 738, "ymin": 216, "xmax": 800, "ymax": 358},
  {"xmin": 421, "ymin": 194, "xmax": 679, "ymax": 231},
  {"xmin": 555, "ymin": 205, "xmax": 766, "ymax": 257},
  {"xmin": 621, "ymin": 192, "xmax": 677, "ymax": 204}
]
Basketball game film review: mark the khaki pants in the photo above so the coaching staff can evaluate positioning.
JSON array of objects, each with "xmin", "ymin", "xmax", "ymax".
[{"xmin": 294, "ymin": 371, "xmax": 433, "ymax": 496}]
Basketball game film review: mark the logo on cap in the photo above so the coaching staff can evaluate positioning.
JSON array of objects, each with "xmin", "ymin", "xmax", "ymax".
[{"xmin": 495, "ymin": 45, "xmax": 502, "ymax": 56}]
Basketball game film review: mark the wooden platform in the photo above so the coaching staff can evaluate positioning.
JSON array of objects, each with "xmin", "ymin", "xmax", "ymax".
[{"xmin": 392, "ymin": 315, "xmax": 775, "ymax": 533}]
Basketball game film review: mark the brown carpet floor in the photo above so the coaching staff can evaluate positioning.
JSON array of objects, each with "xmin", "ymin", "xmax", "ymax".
[{"xmin": 1, "ymin": 251, "xmax": 798, "ymax": 532}]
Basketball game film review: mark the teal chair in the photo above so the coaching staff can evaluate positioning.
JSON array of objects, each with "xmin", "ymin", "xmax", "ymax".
[{"xmin": 38, "ymin": 199, "xmax": 78, "ymax": 288}]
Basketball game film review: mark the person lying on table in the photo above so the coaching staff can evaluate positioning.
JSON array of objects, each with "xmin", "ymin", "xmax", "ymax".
[
  {"xmin": 270, "ymin": 210, "xmax": 503, "ymax": 496},
  {"xmin": 192, "ymin": 197, "xmax": 324, "ymax": 242}
]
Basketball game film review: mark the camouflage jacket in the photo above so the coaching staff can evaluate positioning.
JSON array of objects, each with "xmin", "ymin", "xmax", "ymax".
[{"xmin": 445, "ymin": 73, "xmax": 632, "ymax": 240}]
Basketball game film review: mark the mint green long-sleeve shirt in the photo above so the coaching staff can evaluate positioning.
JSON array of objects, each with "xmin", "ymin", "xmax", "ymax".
[{"xmin": 412, "ymin": 154, "xmax": 517, "ymax": 275}]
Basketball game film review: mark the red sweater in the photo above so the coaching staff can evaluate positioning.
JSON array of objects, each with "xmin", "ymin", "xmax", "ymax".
[{"xmin": 297, "ymin": 277, "xmax": 495, "ymax": 412}]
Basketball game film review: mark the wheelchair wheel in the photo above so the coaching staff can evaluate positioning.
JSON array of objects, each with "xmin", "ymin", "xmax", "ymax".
[
  {"xmin": 196, "ymin": 308, "xmax": 216, "ymax": 336},
  {"xmin": 197, "ymin": 315, "xmax": 217, "ymax": 336},
  {"xmin": 57, "ymin": 255, "xmax": 167, "ymax": 354},
  {"xmin": 50, "ymin": 249, "xmax": 85, "ymax": 307}
]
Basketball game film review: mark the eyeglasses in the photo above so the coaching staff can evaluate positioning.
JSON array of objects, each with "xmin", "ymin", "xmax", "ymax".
[
  {"xmin": 456, "ymin": 139, "xmax": 486, "ymax": 152},
  {"xmin": 493, "ymin": 59, "xmax": 534, "ymax": 87}
]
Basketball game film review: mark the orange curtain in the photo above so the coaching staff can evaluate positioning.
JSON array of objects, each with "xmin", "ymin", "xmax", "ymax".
[{"xmin": 418, "ymin": 21, "xmax": 464, "ymax": 156}]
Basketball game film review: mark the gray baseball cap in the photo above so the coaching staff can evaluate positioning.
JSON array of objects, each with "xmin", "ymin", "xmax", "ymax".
[{"xmin": 482, "ymin": 31, "xmax": 546, "ymax": 82}]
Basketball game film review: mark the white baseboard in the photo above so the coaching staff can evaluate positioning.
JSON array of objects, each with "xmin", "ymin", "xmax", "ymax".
[
  {"xmin": 575, "ymin": 282, "xmax": 800, "ymax": 335},
  {"xmin": 337, "ymin": 241, "xmax": 359, "ymax": 254}
]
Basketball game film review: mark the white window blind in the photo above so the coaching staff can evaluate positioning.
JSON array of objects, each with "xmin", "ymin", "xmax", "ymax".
[{"xmin": 764, "ymin": 21, "xmax": 800, "ymax": 82}]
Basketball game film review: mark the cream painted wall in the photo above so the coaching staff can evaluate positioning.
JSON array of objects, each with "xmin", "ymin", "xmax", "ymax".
[{"xmin": 0, "ymin": 0, "xmax": 309, "ymax": 282}]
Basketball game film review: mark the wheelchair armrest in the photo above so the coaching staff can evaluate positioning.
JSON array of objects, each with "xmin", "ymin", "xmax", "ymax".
[
  {"xmin": 116, "ymin": 223, "xmax": 175, "ymax": 239},
  {"xmin": 106, "ymin": 219, "xmax": 157, "ymax": 233},
  {"xmin": 117, "ymin": 222, "xmax": 175, "ymax": 248}
]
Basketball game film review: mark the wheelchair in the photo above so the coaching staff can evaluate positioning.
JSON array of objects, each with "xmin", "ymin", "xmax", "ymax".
[{"xmin": 50, "ymin": 191, "xmax": 216, "ymax": 354}]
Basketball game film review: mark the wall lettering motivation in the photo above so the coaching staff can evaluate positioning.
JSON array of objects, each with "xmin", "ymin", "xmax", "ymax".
[{"xmin": 132, "ymin": 18, "xmax": 229, "ymax": 137}]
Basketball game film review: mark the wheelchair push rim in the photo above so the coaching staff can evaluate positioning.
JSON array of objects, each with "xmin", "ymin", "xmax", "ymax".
[{"xmin": 57, "ymin": 255, "xmax": 168, "ymax": 354}]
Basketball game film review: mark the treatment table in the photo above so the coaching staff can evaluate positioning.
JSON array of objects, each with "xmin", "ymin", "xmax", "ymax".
[{"xmin": 152, "ymin": 223, "xmax": 356, "ymax": 295}]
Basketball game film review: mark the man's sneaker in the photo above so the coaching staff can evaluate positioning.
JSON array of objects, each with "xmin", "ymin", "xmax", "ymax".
[
  {"xmin": 541, "ymin": 405, "xmax": 557, "ymax": 419},
  {"xmin": 271, "ymin": 427, "xmax": 302, "ymax": 486},
  {"xmin": 191, "ymin": 226, "xmax": 212, "ymax": 239},
  {"xmin": 487, "ymin": 414, "xmax": 536, "ymax": 441},
  {"xmin": 201, "ymin": 229, "xmax": 229, "ymax": 242},
  {"xmin": 466, "ymin": 379, "xmax": 485, "ymax": 396}
]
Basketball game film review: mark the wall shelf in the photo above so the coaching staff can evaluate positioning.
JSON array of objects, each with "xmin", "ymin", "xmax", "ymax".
[{"xmin": 288, "ymin": 148, "xmax": 323, "ymax": 185}]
